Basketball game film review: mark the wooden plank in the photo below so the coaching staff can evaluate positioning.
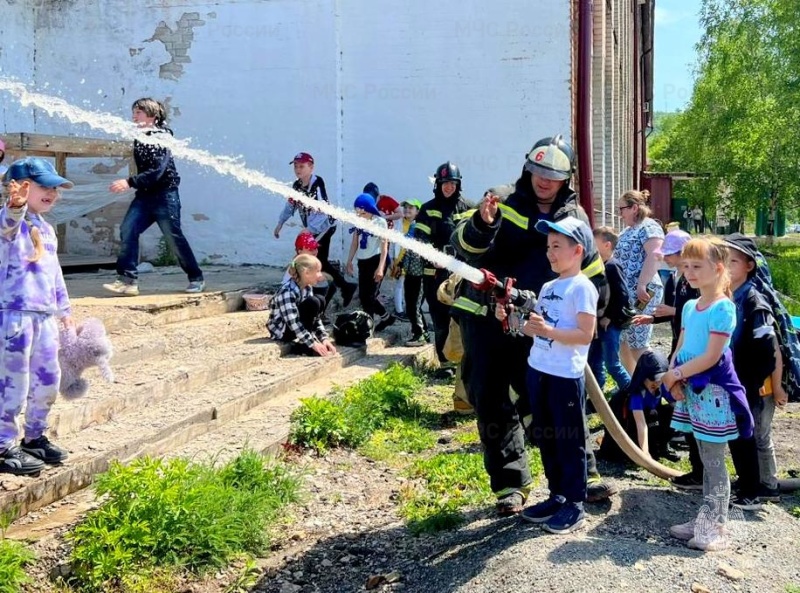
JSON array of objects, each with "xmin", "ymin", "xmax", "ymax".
[
  {"xmin": 7, "ymin": 133, "xmax": 132, "ymax": 157},
  {"xmin": 54, "ymin": 152, "xmax": 67, "ymax": 175},
  {"xmin": 0, "ymin": 133, "xmax": 25, "ymax": 151},
  {"xmin": 54, "ymin": 153, "xmax": 68, "ymax": 254},
  {"xmin": 59, "ymin": 254, "xmax": 117, "ymax": 269},
  {"xmin": 56, "ymin": 223, "xmax": 68, "ymax": 254}
]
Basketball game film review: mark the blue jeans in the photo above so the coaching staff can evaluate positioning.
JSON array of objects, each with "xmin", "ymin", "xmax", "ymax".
[
  {"xmin": 116, "ymin": 190, "xmax": 203, "ymax": 283},
  {"xmin": 588, "ymin": 325, "xmax": 631, "ymax": 390}
]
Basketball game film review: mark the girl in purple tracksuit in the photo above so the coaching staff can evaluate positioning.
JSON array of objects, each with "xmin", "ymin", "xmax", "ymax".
[{"xmin": 0, "ymin": 158, "xmax": 73, "ymax": 475}]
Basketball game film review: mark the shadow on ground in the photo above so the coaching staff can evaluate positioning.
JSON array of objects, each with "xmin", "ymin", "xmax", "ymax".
[{"xmin": 251, "ymin": 483, "xmax": 764, "ymax": 593}]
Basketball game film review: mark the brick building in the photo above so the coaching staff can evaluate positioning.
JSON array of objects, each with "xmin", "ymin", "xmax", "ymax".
[{"xmin": 0, "ymin": 0, "xmax": 652, "ymax": 264}]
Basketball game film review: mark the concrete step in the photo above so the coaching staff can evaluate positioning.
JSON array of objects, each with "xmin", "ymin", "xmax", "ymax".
[
  {"xmin": 5, "ymin": 342, "xmax": 436, "ymax": 542},
  {"xmin": 166, "ymin": 344, "xmax": 436, "ymax": 465},
  {"xmin": 83, "ymin": 288, "xmax": 253, "ymax": 334},
  {"xmin": 107, "ymin": 309, "xmax": 272, "ymax": 368},
  {"xmin": 0, "ymin": 329, "xmax": 421, "ymax": 520},
  {"xmin": 49, "ymin": 334, "xmax": 290, "ymax": 439}
]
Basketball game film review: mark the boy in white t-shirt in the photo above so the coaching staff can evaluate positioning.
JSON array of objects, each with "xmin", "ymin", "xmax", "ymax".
[
  {"xmin": 519, "ymin": 217, "xmax": 598, "ymax": 534},
  {"xmin": 345, "ymin": 193, "xmax": 395, "ymax": 331}
]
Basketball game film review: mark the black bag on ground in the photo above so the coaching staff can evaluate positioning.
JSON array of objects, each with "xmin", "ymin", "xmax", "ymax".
[{"xmin": 333, "ymin": 310, "xmax": 374, "ymax": 346}]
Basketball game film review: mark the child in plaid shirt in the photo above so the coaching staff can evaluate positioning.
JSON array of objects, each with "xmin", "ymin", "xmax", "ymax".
[{"xmin": 268, "ymin": 254, "xmax": 337, "ymax": 357}]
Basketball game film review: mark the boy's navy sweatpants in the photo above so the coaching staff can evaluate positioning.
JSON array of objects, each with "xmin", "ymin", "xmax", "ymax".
[{"xmin": 527, "ymin": 367, "xmax": 587, "ymax": 504}]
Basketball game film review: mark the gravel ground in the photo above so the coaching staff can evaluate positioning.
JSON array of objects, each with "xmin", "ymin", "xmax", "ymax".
[
  {"xmin": 250, "ymin": 413, "xmax": 800, "ymax": 593},
  {"xmin": 19, "ymin": 326, "xmax": 800, "ymax": 593},
  {"xmin": 249, "ymin": 326, "xmax": 800, "ymax": 593}
]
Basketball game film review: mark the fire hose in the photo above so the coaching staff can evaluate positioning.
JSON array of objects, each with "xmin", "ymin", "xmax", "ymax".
[{"xmin": 472, "ymin": 269, "xmax": 800, "ymax": 490}]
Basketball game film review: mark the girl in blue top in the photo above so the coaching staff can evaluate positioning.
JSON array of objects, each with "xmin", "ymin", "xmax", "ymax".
[{"xmin": 663, "ymin": 237, "xmax": 750, "ymax": 552}]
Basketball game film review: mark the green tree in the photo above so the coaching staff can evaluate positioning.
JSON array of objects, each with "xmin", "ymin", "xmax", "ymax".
[{"xmin": 649, "ymin": 0, "xmax": 800, "ymax": 233}]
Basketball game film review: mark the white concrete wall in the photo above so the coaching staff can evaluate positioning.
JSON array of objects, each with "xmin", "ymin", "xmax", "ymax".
[
  {"xmin": 0, "ymin": 2, "xmax": 35, "ymax": 131},
  {"xmin": 0, "ymin": 0, "xmax": 572, "ymax": 266},
  {"xmin": 338, "ymin": 0, "xmax": 572, "ymax": 204}
]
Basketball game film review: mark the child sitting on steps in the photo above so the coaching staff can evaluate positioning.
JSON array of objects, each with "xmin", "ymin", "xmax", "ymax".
[{"xmin": 268, "ymin": 254, "xmax": 337, "ymax": 357}]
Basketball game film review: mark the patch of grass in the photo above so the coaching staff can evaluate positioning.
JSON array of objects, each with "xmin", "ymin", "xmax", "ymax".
[
  {"xmin": 399, "ymin": 446, "xmax": 544, "ymax": 535},
  {"xmin": 586, "ymin": 413, "xmax": 604, "ymax": 432},
  {"xmin": 452, "ymin": 429, "xmax": 481, "ymax": 446},
  {"xmin": 225, "ymin": 556, "xmax": 261, "ymax": 593},
  {"xmin": 110, "ymin": 568, "xmax": 181, "ymax": 593},
  {"xmin": 359, "ymin": 418, "xmax": 438, "ymax": 462},
  {"xmin": 289, "ymin": 364, "xmax": 425, "ymax": 452},
  {"xmin": 67, "ymin": 450, "xmax": 300, "ymax": 592},
  {"xmin": 656, "ymin": 455, "xmax": 693, "ymax": 475},
  {"xmin": 785, "ymin": 585, "xmax": 800, "ymax": 593},
  {"xmin": 758, "ymin": 241, "xmax": 800, "ymax": 301},
  {"xmin": 790, "ymin": 507, "xmax": 800, "ymax": 520},
  {"xmin": 526, "ymin": 446, "xmax": 544, "ymax": 479},
  {"xmin": 0, "ymin": 540, "xmax": 35, "ymax": 593},
  {"xmin": 0, "ymin": 507, "xmax": 35, "ymax": 593},
  {"xmin": 152, "ymin": 236, "xmax": 178, "ymax": 267},
  {"xmin": 400, "ymin": 451, "xmax": 493, "ymax": 534}
]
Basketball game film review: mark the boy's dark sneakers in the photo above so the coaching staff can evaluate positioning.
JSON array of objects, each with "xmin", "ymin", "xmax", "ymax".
[
  {"xmin": 375, "ymin": 314, "xmax": 396, "ymax": 332},
  {"xmin": 543, "ymin": 503, "xmax": 586, "ymax": 534},
  {"xmin": 730, "ymin": 494, "xmax": 762, "ymax": 511},
  {"xmin": 21, "ymin": 436, "xmax": 68, "ymax": 465},
  {"xmin": 496, "ymin": 489, "xmax": 528, "ymax": 516},
  {"xmin": 671, "ymin": 472, "xmax": 704, "ymax": 491},
  {"xmin": 0, "ymin": 446, "xmax": 45, "ymax": 475},
  {"xmin": 341, "ymin": 283, "xmax": 358, "ymax": 307},
  {"xmin": 586, "ymin": 480, "xmax": 618, "ymax": 503},
  {"xmin": 520, "ymin": 496, "xmax": 565, "ymax": 524},
  {"xmin": 757, "ymin": 485, "xmax": 781, "ymax": 503}
]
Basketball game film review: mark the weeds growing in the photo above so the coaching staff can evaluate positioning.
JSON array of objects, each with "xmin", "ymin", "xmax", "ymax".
[
  {"xmin": 289, "ymin": 363, "xmax": 424, "ymax": 452},
  {"xmin": 67, "ymin": 450, "xmax": 300, "ymax": 592},
  {"xmin": 0, "ymin": 507, "xmax": 35, "ymax": 593},
  {"xmin": 0, "ymin": 539, "xmax": 35, "ymax": 593},
  {"xmin": 359, "ymin": 417, "xmax": 438, "ymax": 462},
  {"xmin": 400, "ymin": 450, "xmax": 494, "ymax": 534}
]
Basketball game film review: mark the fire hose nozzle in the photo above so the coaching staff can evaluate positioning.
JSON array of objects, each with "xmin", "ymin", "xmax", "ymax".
[{"xmin": 471, "ymin": 268, "xmax": 501, "ymax": 292}]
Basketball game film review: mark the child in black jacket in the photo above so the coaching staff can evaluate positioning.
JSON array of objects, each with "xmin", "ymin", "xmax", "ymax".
[{"xmin": 105, "ymin": 98, "xmax": 204, "ymax": 296}]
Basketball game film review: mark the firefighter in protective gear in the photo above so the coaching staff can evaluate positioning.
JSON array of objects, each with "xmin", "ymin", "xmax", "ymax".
[
  {"xmin": 451, "ymin": 136, "xmax": 611, "ymax": 515},
  {"xmin": 413, "ymin": 162, "xmax": 472, "ymax": 369}
]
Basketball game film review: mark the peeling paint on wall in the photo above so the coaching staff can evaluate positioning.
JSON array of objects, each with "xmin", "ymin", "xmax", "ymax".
[{"xmin": 144, "ymin": 12, "xmax": 208, "ymax": 80}]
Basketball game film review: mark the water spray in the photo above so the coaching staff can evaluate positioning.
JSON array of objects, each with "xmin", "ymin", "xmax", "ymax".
[{"xmin": 0, "ymin": 80, "xmax": 485, "ymax": 285}]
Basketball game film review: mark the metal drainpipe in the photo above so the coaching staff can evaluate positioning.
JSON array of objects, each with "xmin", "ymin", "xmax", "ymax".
[
  {"xmin": 577, "ymin": 0, "xmax": 595, "ymax": 227},
  {"xmin": 632, "ymin": 0, "xmax": 640, "ymax": 188}
]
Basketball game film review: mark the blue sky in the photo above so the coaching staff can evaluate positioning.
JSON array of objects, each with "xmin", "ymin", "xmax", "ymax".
[{"xmin": 653, "ymin": 0, "xmax": 703, "ymax": 112}]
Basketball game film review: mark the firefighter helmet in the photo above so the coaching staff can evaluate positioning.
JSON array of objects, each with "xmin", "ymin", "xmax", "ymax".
[
  {"xmin": 524, "ymin": 135, "xmax": 575, "ymax": 181},
  {"xmin": 433, "ymin": 162, "xmax": 462, "ymax": 184}
]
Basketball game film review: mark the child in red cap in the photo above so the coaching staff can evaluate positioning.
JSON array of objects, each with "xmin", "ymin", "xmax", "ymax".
[{"xmin": 281, "ymin": 231, "xmax": 335, "ymax": 322}]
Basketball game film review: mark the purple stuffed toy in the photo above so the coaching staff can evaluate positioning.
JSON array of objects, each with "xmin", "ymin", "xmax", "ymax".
[{"xmin": 58, "ymin": 317, "xmax": 114, "ymax": 399}]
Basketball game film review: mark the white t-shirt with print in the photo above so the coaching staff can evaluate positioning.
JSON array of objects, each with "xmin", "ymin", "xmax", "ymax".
[
  {"xmin": 528, "ymin": 274, "xmax": 599, "ymax": 379},
  {"xmin": 356, "ymin": 216, "xmax": 388, "ymax": 260}
]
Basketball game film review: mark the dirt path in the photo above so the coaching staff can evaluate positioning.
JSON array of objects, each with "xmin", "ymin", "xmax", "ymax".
[{"xmin": 251, "ymin": 403, "xmax": 800, "ymax": 593}]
